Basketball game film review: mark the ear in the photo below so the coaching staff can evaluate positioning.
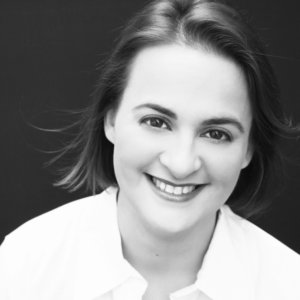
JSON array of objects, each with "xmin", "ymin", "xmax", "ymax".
[
  {"xmin": 242, "ymin": 143, "xmax": 253, "ymax": 169},
  {"xmin": 104, "ymin": 110, "xmax": 116, "ymax": 144}
]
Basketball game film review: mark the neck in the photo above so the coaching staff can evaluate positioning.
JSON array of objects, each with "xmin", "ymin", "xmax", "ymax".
[{"xmin": 117, "ymin": 196, "xmax": 217, "ymax": 283}]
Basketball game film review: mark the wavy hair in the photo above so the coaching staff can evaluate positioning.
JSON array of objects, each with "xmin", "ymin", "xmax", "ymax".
[{"xmin": 53, "ymin": 0, "xmax": 297, "ymax": 218}]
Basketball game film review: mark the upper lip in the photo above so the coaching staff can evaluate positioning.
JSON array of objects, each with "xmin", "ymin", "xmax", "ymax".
[{"xmin": 147, "ymin": 174, "xmax": 201, "ymax": 187}]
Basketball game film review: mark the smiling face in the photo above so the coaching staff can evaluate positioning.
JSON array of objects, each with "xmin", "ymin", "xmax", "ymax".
[{"xmin": 105, "ymin": 44, "xmax": 252, "ymax": 235}]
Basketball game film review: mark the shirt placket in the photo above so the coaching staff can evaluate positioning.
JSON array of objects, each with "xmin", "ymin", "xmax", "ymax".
[
  {"xmin": 170, "ymin": 285, "xmax": 212, "ymax": 300},
  {"xmin": 112, "ymin": 276, "xmax": 147, "ymax": 300}
]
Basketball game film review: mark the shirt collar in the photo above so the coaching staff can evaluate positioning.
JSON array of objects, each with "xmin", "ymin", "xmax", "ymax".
[
  {"xmin": 71, "ymin": 187, "xmax": 144, "ymax": 299},
  {"xmin": 195, "ymin": 206, "xmax": 255, "ymax": 300},
  {"xmin": 71, "ymin": 188, "xmax": 254, "ymax": 300}
]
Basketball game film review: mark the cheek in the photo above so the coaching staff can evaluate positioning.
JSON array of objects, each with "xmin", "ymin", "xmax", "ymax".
[
  {"xmin": 113, "ymin": 125, "xmax": 161, "ymax": 176},
  {"xmin": 205, "ymin": 145, "xmax": 247, "ymax": 186}
]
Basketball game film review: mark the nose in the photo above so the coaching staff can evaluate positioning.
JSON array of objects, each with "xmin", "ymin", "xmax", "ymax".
[{"xmin": 159, "ymin": 138, "xmax": 201, "ymax": 179}]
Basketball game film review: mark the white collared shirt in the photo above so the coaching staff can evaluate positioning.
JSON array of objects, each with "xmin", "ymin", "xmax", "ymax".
[{"xmin": 0, "ymin": 188, "xmax": 299, "ymax": 300}]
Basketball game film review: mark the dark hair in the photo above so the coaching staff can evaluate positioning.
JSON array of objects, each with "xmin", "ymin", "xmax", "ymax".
[{"xmin": 54, "ymin": 0, "xmax": 296, "ymax": 218}]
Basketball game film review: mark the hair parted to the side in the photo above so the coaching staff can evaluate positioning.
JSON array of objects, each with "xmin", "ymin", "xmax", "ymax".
[{"xmin": 53, "ymin": 0, "xmax": 297, "ymax": 218}]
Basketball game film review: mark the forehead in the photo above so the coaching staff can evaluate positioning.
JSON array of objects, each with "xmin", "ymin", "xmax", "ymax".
[{"xmin": 119, "ymin": 44, "xmax": 251, "ymax": 124}]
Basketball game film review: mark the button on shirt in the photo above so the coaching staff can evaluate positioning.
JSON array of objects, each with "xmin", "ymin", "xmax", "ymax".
[{"xmin": 0, "ymin": 188, "xmax": 299, "ymax": 300}]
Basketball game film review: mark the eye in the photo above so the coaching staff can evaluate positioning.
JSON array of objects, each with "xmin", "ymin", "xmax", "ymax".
[
  {"xmin": 203, "ymin": 129, "xmax": 231, "ymax": 142},
  {"xmin": 141, "ymin": 116, "xmax": 170, "ymax": 130}
]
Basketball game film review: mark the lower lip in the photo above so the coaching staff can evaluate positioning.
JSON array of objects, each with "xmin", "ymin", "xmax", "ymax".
[{"xmin": 146, "ymin": 175, "xmax": 205, "ymax": 203}]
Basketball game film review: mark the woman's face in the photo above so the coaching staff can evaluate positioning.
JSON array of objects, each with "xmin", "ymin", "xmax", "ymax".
[{"xmin": 105, "ymin": 44, "xmax": 252, "ymax": 234}]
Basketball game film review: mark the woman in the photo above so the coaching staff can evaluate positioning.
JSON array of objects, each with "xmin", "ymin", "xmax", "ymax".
[{"xmin": 0, "ymin": 0, "xmax": 299, "ymax": 299}]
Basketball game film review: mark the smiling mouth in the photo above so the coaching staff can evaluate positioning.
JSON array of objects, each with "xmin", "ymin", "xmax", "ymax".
[{"xmin": 146, "ymin": 174, "xmax": 203, "ymax": 199}]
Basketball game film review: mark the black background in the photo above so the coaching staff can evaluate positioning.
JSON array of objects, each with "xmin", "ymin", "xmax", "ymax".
[{"xmin": 1, "ymin": 0, "xmax": 300, "ymax": 252}]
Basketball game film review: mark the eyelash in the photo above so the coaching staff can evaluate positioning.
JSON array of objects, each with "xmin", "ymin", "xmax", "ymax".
[
  {"xmin": 202, "ymin": 129, "xmax": 231, "ymax": 142},
  {"xmin": 141, "ymin": 116, "xmax": 171, "ymax": 130},
  {"xmin": 140, "ymin": 116, "xmax": 232, "ymax": 142}
]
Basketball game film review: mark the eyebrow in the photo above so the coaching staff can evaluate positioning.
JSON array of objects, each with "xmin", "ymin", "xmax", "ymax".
[
  {"xmin": 134, "ymin": 103, "xmax": 245, "ymax": 133},
  {"xmin": 134, "ymin": 103, "xmax": 177, "ymax": 119},
  {"xmin": 202, "ymin": 118, "xmax": 245, "ymax": 133}
]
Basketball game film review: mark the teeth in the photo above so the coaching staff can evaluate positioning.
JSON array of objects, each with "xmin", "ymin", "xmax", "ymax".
[
  {"xmin": 182, "ymin": 186, "xmax": 188, "ymax": 194},
  {"xmin": 174, "ymin": 187, "xmax": 182, "ymax": 195},
  {"xmin": 165, "ymin": 185, "xmax": 174, "ymax": 193},
  {"xmin": 151, "ymin": 176, "xmax": 197, "ymax": 196},
  {"xmin": 159, "ymin": 182, "xmax": 166, "ymax": 191}
]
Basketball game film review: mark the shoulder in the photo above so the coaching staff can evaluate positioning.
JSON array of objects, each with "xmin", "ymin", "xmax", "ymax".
[
  {"xmin": 3, "ymin": 187, "xmax": 117, "ymax": 246},
  {"xmin": 0, "ymin": 188, "xmax": 119, "ymax": 298},
  {"xmin": 222, "ymin": 205, "xmax": 299, "ymax": 258},
  {"xmin": 0, "ymin": 188, "xmax": 118, "ymax": 269},
  {"xmin": 222, "ymin": 205, "xmax": 300, "ymax": 297}
]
